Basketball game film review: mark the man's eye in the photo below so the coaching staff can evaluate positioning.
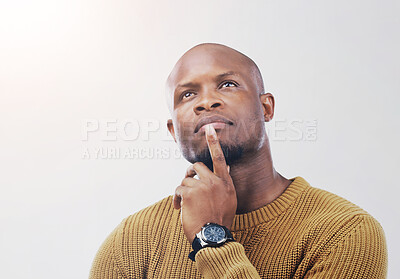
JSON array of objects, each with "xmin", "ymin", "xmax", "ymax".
[
  {"xmin": 183, "ymin": 92, "xmax": 194, "ymax": 99},
  {"xmin": 221, "ymin": 81, "xmax": 237, "ymax": 88}
]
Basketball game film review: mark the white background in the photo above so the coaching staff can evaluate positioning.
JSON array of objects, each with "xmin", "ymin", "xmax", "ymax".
[{"xmin": 1, "ymin": 0, "xmax": 399, "ymax": 278}]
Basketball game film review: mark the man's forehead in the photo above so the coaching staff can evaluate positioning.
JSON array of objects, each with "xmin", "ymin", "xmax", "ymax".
[{"xmin": 167, "ymin": 44, "xmax": 253, "ymax": 89}]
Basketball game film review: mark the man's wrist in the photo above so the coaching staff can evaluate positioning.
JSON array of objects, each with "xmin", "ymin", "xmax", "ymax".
[{"xmin": 188, "ymin": 223, "xmax": 234, "ymax": 261}]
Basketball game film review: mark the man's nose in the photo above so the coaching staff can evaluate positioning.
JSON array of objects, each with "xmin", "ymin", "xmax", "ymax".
[{"xmin": 193, "ymin": 91, "xmax": 224, "ymax": 113}]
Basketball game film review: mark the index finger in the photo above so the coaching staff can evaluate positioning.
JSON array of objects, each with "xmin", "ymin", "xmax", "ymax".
[{"xmin": 205, "ymin": 124, "xmax": 229, "ymax": 178}]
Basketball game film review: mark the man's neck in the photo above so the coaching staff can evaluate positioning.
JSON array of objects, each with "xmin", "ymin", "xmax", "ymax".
[{"xmin": 229, "ymin": 139, "xmax": 292, "ymax": 214}]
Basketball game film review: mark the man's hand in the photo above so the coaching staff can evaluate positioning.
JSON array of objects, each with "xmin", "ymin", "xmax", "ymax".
[{"xmin": 173, "ymin": 124, "xmax": 237, "ymax": 244}]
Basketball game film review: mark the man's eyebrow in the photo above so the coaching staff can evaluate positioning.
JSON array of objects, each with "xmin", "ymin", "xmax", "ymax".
[{"xmin": 176, "ymin": 82, "xmax": 198, "ymax": 89}]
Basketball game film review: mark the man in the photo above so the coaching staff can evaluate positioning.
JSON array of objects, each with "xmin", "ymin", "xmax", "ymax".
[{"xmin": 89, "ymin": 43, "xmax": 387, "ymax": 278}]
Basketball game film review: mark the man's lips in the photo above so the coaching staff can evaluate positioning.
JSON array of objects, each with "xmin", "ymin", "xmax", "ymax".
[
  {"xmin": 198, "ymin": 122, "xmax": 228, "ymax": 133},
  {"xmin": 194, "ymin": 115, "xmax": 234, "ymax": 133}
]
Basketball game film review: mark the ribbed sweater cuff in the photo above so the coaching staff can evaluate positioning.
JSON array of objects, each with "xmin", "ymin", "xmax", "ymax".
[{"xmin": 195, "ymin": 241, "xmax": 260, "ymax": 279}]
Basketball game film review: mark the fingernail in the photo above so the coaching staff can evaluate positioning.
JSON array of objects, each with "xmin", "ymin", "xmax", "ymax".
[{"xmin": 206, "ymin": 124, "xmax": 216, "ymax": 136}]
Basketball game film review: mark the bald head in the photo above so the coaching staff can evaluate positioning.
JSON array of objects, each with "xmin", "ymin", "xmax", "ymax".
[{"xmin": 166, "ymin": 43, "xmax": 265, "ymax": 111}]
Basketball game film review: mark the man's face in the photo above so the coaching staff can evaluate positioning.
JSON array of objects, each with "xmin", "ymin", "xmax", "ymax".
[{"xmin": 167, "ymin": 46, "xmax": 267, "ymax": 170}]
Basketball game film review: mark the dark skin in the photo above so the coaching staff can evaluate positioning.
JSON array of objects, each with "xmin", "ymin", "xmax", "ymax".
[{"xmin": 166, "ymin": 43, "xmax": 292, "ymax": 244}]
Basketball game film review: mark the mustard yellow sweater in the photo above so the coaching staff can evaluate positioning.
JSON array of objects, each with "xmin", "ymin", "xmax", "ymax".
[{"xmin": 89, "ymin": 176, "xmax": 387, "ymax": 278}]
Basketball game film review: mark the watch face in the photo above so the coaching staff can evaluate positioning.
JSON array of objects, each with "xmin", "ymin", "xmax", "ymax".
[{"xmin": 203, "ymin": 225, "xmax": 226, "ymax": 243}]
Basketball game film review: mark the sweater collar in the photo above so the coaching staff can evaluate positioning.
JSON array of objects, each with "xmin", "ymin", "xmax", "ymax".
[{"xmin": 231, "ymin": 176, "xmax": 310, "ymax": 231}]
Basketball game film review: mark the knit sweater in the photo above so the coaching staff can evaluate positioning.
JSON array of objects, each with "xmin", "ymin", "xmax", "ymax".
[{"xmin": 89, "ymin": 176, "xmax": 388, "ymax": 278}]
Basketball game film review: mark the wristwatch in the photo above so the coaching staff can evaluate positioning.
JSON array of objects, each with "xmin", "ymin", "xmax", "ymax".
[{"xmin": 188, "ymin": 223, "xmax": 234, "ymax": 261}]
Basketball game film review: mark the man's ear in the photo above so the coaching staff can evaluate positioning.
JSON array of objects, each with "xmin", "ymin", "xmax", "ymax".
[
  {"xmin": 260, "ymin": 93, "xmax": 275, "ymax": 122},
  {"xmin": 167, "ymin": 119, "xmax": 177, "ymax": 142}
]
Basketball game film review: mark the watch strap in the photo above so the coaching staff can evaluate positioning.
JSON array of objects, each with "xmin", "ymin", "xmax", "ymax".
[{"xmin": 188, "ymin": 237, "xmax": 202, "ymax": 261}]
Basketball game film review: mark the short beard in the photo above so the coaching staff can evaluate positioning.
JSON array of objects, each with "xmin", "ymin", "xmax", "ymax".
[{"xmin": 185, "ymin": 143, "xmax": 244, "ymax": 172}]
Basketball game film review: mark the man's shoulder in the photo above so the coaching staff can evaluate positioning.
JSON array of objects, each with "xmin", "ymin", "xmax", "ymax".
[
  {"xmin": 304, "ymin": 185, "xmax": 370, "ymax": 217},
  {"xmin": 293, "ymin": 182, "xmax": 387, "ymax": 264},
  {"xmin": 291, "ymin": 176, "xmax": 369, "ymax": 218},
  {"xmin": 123, "ymin": 195, "xmax": 176, "ymax": 228},
  {"xmin": 298, "ymin": 182, "xmax": 384, "ymax": 235}
]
